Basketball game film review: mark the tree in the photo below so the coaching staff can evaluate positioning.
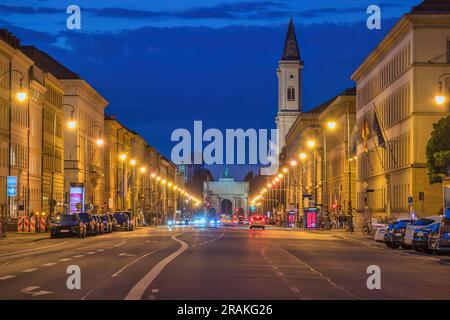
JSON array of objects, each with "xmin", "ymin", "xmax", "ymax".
[{"xmin": 426, "ymin": 115, "xmax": 450, "ymax": 184}]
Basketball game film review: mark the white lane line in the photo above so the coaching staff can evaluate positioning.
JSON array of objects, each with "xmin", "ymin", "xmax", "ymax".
[
  {"xmin": 290, "ymin": 287, "xmax": 300, "ymax": 293},
  {"xmin": 0, "ymin": 241, "xmax": 68, "ymax": 257},
  {"xmin": 0, "ymin": 275, "xmax": 16, "ymax": 280},
  {"xmin": 276, "ymin": 271, "xmax": 284, "ymax": 277},
  {"xmin": 151, "ymin": 289, "xmax": 159, "ymax": 293},
  {"xmin": 73, "ymin": 255, "xmax": 84, "ymax": 258},
  {"xmin": 118, "ymin": 253, "xmax": 127, "ymax": 256},
  {"xmin": 41, "ymin": 262, "xmax": 57, "ymax": 267},
  {"xmin": 97, "ymin": 249, "xmax": 105, "ymax": 252},
  {"xmin": 86, "ymin": 252, "xmax": 96, "ymax": 255},
  {"xmin": 290, "ymin": 252, "xmax": 362, "ymax": 300},
  {"xmin": 32, "ymin": 290, "xmax": 53, "ymax": 297},
  {"xmin": 58, "ymin": 258, "xmax": 71, "ymax": 262},
  {"xmin": 125, "ymin": 234, "xmax": 188, "ymax": 300},
  {"xmin": 22, "ymin": 268, "xmax": 38, "ymax": 273},
  {"xmin": 22, "ymin": 286, "xmax": 40, "ymax": 293},
  {"xmin": 111, "ymin": 248, "xmax": 162, "ymax": 278}
]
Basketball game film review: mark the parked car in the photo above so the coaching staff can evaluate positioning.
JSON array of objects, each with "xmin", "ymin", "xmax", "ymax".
[
  {"xmin": 384, "ymin": 220, "xmax": 414, "ymax": 249},
  {"xmin": 113, "ymin": 212, "xmax": 133, "ymax": 231},
  {"xmin": 412, "ymin": 222, "xmax": 440, "ymax": 253},
  {"xmin": 374, "ymin": 225, "xmax": 388, "ymax": 242},
  {"xmin": 101, "ymin": 214, "xmax": 114, "ymax": 233},
  {"xmin": 93, "ymin": 215, "xmax": 105, "ymax": 234},
  {"xmin": 50, "ymin": 214, "xmax": 86, "ymax": 238},
  {"xmin": 402, "ymin": 216, "xmax": 442, "ymax": 249},
  {"xmin": 436, "ymin": 208, "xmax": 450, "ymax": 255},
  {"xmin": 108, "ymin": 213, "xmax": 118, "ymax": 231},
  {"xmin": 79, "ymin": 212, "xmax": 99, "ymax": 236}
]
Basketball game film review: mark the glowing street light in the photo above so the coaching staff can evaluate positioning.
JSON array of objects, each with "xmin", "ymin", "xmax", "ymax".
[
  {"xmin": 282, "ymin": 167, "xmax": 288, "ymax": 173},
  {"xmin": 120, "ymin": 153, "xmax": 127, "ymax": 161},
  {"xmin": 327, "ymin": 121, "xmax": 337, "ymax": 130},
  {"xmin": 290, "ymin": 160, "xmax": 297, "ymax": 167},
  {"xmin": 299, "ymin": 152, "xmax": 307, "ymax": 160},
  {"xmin": 307, "ymin": 140, "xmax": 316, "ymax": 149},
  {"xmin": 130, "ymin": 159, "xmax": 137, "ymax": 166},
  {"xmin": 140, "ymin": 166, "xmax": 146, "ymax": 173}
]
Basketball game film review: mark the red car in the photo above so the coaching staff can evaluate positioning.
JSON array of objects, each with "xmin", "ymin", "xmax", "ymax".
[{"xmin": 250, "ymin": 215, "xmax": 266, "ymax": 230}]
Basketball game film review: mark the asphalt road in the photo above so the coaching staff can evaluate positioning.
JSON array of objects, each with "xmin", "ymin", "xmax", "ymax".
[{"xmin": 0, "ymin": 226, "xmax": 450, "ymax": 300}]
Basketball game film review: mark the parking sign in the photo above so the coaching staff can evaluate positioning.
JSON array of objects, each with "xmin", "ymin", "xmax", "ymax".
[{"xmin": 7, "ymin": 176, "xmax": 17, "ymax": 197}]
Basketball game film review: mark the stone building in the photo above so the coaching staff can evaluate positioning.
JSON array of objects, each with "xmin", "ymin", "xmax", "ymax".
[
  {"xmin": 351, "ymin": 0, "xmax": 450, "ymax": 225},
  {"xmin": 0, "ymin": 31, "xmax": 43, "ymax": 221},
  {"xmin": 21, "ymin": 46, "xmax": 65, "ymax": 215}
]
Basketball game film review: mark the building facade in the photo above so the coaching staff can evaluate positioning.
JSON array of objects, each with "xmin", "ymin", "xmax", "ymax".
[
  {"xmin": 351, "ymin": 1, "xmax": 450, "ymax": 226},
  {"xmin": 0, "ymin": 31, "xmax": 43, "ymax": 222}
]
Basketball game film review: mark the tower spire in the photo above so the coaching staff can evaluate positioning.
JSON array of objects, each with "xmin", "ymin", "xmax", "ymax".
[{"xmin": 281, "ymin": 18, "xmax": 301, "ymax": 61}]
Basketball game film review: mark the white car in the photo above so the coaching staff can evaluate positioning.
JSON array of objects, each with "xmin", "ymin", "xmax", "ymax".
[
  {"xmin": 374, "ymin": 225, "xmax": 387, "ymax": 242},
  {"xmin": 403, "ymin": 216, "xmax": 442, "ymax": 249}
]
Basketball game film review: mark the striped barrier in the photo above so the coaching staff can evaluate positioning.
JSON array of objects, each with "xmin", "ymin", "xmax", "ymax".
[
  {"xmin": 29, "ymin": 216, "xmax": 35, "ymax": 233},
  {"xmin": 18, "ymin": 216, "xmax": 25, "ymax": 232},
  {"xmin": 39, "ymin": 217, "xmax": 46, "ymax": 232}
]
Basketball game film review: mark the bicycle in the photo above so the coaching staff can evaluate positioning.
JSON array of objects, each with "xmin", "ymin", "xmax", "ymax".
[{"xmin": 362, "ymin": 222, "xmax": 373, "ymax": 236}]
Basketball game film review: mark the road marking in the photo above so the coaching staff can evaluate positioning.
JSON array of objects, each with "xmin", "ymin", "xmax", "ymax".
[
  {"xmin": 0, "ymin": 241, "xmax": 68, "ymax": 257},
  {"xmin": 97, "ymin": 249, "xmax": 105, "ymax": 252},
  {"xmin": 288, "ymin": 251, "xmax": 362, "ymax": 300},
  {"xmin": 125, "ymin": 234, "xmax": 188, "ymax": 300},
  {"xmin": 32, "ymin": 290, "xmax": 53, "ymax": 297},
  {"xmin": 151, "ymin": 289, "xmax": 159, "ymax": 293},
  {"xmin": 41, "ymin": 262, "xmax": 57, "ymax": 267},
  {"xmin": 0, "ymin": 275, "xmax": 16, "ymax": 280},
  {"xmin": 86, "ymin": 252, "xmax": 96, "ymax": 255},
  {"xmin": 22, "ymin": 268, "xmax": 38, "ymax": 273},
  {"xmin": 118, "ymin": 253, "xmax": 127, "ymax": 256},
  {"xmin": 111, "ymin": 248, "xmax": 162, "ymax": 278},
  {"xmin": 73, "ymin": 255, "xmax": 84, "ymax": 258},
  {"xmin": 290, "ymin": 287, "xmax": 300, "ymax": 293},
  {"xmin": 276, "ymin": 271, "xmax": 284, "ymax": 277},
  {"xmin": 58, "ymin": 258, "xmax": 71, "ymax": 262},
  {"xmin": 22, "ymin": 286, "xmax": 40, "ymax": 293}
]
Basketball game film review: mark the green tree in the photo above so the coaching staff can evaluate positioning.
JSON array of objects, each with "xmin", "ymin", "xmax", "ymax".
[{"xmin": 426, "ymin": 115, "xmax": 450, "ymax": 184}]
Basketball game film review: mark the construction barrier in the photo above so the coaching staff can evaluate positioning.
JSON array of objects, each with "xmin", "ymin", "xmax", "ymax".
[
  {"xmin": 29, "ymin": 216, "xmax": 35, "ymax": 233},
  {"xmin": 18, "ymin": 216, "xmax": 25, "ymax": 232},
  {"xmin": 39, "ymin": 216, "xmax": 46, "ymax": 232}
]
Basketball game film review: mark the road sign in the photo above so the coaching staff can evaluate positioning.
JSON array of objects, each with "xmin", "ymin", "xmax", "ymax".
[
  {"xmin": 408, "ymin": 196, "xmax": 413, "ymax": 206},
  {"xmin": 7, "ymin": 176, "xmax": 17, "ymax": 197}
]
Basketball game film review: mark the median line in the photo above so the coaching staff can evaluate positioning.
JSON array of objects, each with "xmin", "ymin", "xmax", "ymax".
[
  {"xmin": 0, "ymin": 241, "xmax": 68, "ymax": 257},
  {"xmin": 124, "ymin": 234, "xmax": 188, "ymax": 300}
]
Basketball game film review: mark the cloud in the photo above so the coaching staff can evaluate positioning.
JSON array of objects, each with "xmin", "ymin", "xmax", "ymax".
[
  {"xmin": 94, "ymin": 8, "xmax": 167, "ymax": 19},
  {"xmin": 0, "ymin": 4, "xmax": 60, "ymax": 15}
]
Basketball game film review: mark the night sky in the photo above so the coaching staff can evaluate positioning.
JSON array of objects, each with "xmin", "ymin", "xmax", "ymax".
[{"xmin": 0, "ymin": 0, "xmax": 421, "ymax": 179}]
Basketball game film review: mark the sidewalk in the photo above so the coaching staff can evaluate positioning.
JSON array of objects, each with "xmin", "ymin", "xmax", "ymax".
[
  {"xmin": 0, "ymin": 232, "xmax": 50, "ymax": 243},
  {"xmin": 308, "ymin": 228, "xmax": 386, "ymax": 248}
]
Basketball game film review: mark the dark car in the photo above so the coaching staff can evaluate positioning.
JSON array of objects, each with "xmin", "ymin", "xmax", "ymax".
[
  {"xmin": 384, "ymin": 220, "xmax": 414, "ymax": 249},
  {"xmin": 412, "ymin": 222, "xmax": 440, "ymax": 253},
  {"xmin": 50, "ymin": 214, "xmax": 86, "ymax": 238},
  {"xmin": 113, "ymin": 212, "xmax": 133, "ymax": 231},
  {"xmin": 93, "ymin": 215, "xmax": 105, "ymax": 234},
  {"xmin": 107, "ymin": 213, "xmax": 118, "ymax": 232},
  {"xmin": 436, "ymin": 208, "xmax": 450, "ymax": 255},
  {"xmin": 79, "ymin": 212, "xmax": 99, "ymax": 236},
  {"xmin": 101, "ymin": 214, "xmax": 113, "ymax": 233}
]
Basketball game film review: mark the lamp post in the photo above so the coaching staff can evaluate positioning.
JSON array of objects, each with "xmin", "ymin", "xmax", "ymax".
[
  {"xmin": 0, "ymin": 69, "xmax": 28, "ymax": 220},
  {"xmin": 84, "ymin": 124, "xmax": 103, "ymax": 212},
  {"xmin": 435, "ymin": 73, "xmax": 450, "ymax": 109}
]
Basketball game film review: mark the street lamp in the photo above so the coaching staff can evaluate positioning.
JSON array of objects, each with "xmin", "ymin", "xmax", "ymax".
[
  {"xmin": 63, "ymin": 104, "xmax": 76, "ymax": 129},
  {"xmin": 435, "ymin": 73, "xmax": 450, "ymax": 106},
  {"xmin": 327, "ymin": 120, "xmax": 337, "ymax": 130},
  {"xmin": 119, "ymin": 153, "xmax": 127, "ymax": 161},
  {"xmin": 299, "ymin": 152, "xmax": 307, "ymax": 160},
  {"xmin": 0, "ymin": 70, "xmax": 28, "ymax": 102},
  {"xmin": 307, "ymin": 139, "xmax": 316, "ymax": 149},
  {"xmin": 130, "ymin": 159, "xmax": 137, "ymax": 166}
]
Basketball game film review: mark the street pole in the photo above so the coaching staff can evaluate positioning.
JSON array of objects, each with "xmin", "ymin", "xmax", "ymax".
[{"xmin": 346, "ymin": 108, "xmax": 354, "ymax": 232}]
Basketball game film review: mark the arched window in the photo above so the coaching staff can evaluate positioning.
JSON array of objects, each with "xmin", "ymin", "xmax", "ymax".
[{"xmin": 287, "ymin": 87, "xmax": 295, "ymax": 101}]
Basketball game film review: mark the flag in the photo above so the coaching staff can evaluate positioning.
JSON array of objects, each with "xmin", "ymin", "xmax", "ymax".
[
  {"xmin": 350, "ymin": 124, "xmax": 358, "ymax": 157},
  {"xmin": 372, "ymin": 111, "xmax": 385, "ymax": 148},
  {"xmin": 361, "ymin": 116, "xmax": 370, "ymax": 152}
]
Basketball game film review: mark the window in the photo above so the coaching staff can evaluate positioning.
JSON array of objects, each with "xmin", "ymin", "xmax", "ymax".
[{"xmin": 287, "ymin": 87, "xmax": 295, "ymax": 101}]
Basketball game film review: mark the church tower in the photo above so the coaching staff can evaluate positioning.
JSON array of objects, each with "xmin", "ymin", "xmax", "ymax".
[{"xmin": 275, "ymin": 18, "xmax": 303, "ymax": 150}]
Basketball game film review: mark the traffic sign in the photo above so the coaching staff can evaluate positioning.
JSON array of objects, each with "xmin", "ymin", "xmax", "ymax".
[{"xmin": 7, "ymin": 176, "xmax": 17, "ymax": 197}]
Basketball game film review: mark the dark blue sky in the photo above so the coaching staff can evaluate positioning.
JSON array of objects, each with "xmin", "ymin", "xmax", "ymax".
[{"xmin": 0, "ymin": 0, "xmax": 422, "ymax": 179}]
